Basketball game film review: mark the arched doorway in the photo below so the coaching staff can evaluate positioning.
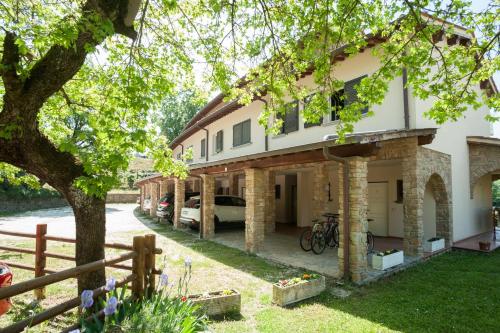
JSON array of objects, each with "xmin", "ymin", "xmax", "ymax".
[{"xmin": 423, "ymin": 173, "xmax": 451, "ymax": 246}]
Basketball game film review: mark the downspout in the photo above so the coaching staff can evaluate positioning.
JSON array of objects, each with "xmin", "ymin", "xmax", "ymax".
[
  {"xmin": 322, "ymin": 146, "xmax": 350, "ymax": 281},
  {"xmin": 402, "ymin": 67, "xmax": 410, "ymax": 129},
  {"xmin": 179, "ymin": 144, "xmax": 185, "ymax": 157}
]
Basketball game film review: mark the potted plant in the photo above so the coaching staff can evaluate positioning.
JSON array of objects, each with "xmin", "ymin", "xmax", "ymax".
[
  {"xmin": 371, "ymin": 249, "xmax": 404, "ymax": 270},
  {"xmin": 424, "ymin": 237, "xmax": 445, "ymax": 253},
  {"xmin": 188, "ymin": 289, "xmax": 241, "ymax": 316},
  {"xmin": 272, "ymin": 273, "xmax": 325, "ymax": 306}
]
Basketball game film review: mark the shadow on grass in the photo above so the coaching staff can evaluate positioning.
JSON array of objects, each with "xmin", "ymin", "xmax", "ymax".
[
  {"xmin": 133, "ymin": 208, "xmax": 306, "ymax": 284},
  {"xmin": 255, "ymin": 249, "xmax": 500, "ymax": 333}
]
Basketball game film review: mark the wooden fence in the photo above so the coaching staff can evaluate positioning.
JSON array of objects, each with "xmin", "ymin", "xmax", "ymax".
[{"xmin": 0, "ymin": 224, "xmax": 162, "ymax": 333}]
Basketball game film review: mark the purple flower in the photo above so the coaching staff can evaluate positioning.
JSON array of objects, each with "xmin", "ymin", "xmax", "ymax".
[
  {"xmin": 184, "ymin": 256, "xmax": 192, "ymax": 268},
  {"xmin": 105, "ymin": 277, "xmax": 116, "ymax": 291},
  {"xmin": 104, "ymin": 296, "xmax": 118, "ymax": 316},
  {"xmin": 80, "ymin": 290, "xmax": 94, "ymax": 309},
  {"xmin": 159, "ymin": 272, "xmax": 169, "ymax": 287}
]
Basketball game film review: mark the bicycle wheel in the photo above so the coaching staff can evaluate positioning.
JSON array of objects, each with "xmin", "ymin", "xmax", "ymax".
[
  {"xmin": 332, "ymin": 224, "xmax": 340, "ymax": 247},
  {"xmin": 326, "ymin": 225, "xmax": 336, "ymax": 248},
  {"xmin": 299, "ymin": 229, "xmax": 313, "ymax": 252},
  {"xmin": 366, "ymin": 232, "xmax": 374, "ymax": 253},
  {"xmin": 311, "ymin": 231, "xmax": 326, "ymax": 254}
]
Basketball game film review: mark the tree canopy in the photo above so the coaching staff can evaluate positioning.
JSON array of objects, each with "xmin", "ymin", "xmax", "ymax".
[
  {"xmin": 0, "ymin": 0, "xmax": 498, "ymax": 196},
  {"xmin": 157, "ymin": 90, "xmax": 206, "ymax": 142}
]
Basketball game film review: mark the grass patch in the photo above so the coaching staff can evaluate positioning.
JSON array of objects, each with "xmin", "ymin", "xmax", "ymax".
[{"xmin": 1, "ymin": 207, "xmax": 499, "ymax": 333}]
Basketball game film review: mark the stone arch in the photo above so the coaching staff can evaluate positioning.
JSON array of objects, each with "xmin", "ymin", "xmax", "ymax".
[
  {"xmin": 468, "ymin": 141, "xmax": 500, "ymax": 198},
  {"xmin": 424, "ymin": 173, "xmax": 452, "ymax": 247}
]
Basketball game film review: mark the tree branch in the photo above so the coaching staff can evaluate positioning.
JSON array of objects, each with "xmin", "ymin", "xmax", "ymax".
[{"xmin": 1, "ymin": 31, "xmax": 22, "ymax": 94}]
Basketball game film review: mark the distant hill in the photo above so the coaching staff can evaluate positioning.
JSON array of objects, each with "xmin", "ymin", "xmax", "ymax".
[{"xmin": 128, "ymin": 157, "xmax": 154, "ymax": 172}]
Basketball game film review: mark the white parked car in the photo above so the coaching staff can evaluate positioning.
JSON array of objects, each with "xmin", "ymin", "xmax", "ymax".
[{"xmin": 180, "ymin": 195, "xmax": 246, "ymax": 230}]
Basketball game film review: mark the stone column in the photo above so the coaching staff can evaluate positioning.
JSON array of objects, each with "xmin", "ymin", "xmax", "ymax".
[
  {"xmin": 193, "ymin": 178, "xmax": 201, "ymax": 192},
  {"xmin": 150, "ymin": 182, "xmax": 159, "ymax": 217},
  {"xmin": 143, "ymin": 182, "xmax": 151, "ymax": 213},
  {"xmin": 312, "ymin": 163, "xmax": 329, "ymax": 221},
  {"xmin": 402, "ymin": 150, "xmax": 424, "ymax": 256},
  {"xmin": 264, "ymin": 170, "xmax": 276, "ymax": 233},
  {"xmin": 336, "ymin": 158, "xmax": 369, "ymax": 282},
  {"xmin": 347, "ymin": 157, "xmax": 369, "ymax": 282},
  {"xmin": 337, "ymin": 163, "xmax": 346, "ymax": 277},
  {"xmin": 140, "ymin": 185, "xmax": 145, "ymax": 210},
  {"xmin": 201, "ymin": 174, "xmax": 215, "ymax": 239},
  {"xmin": 174, "ymin": 178, "xmax": 185, "ymax": 229},
  {"xmin": 245, "ymin": 168, "xmax": 266, "ymax": 253}
]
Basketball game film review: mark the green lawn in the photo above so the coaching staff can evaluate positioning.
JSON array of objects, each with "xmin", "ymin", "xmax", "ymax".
[{"xmin": 1, "ymin": 209, "xmax": 499, "ymax": 332}]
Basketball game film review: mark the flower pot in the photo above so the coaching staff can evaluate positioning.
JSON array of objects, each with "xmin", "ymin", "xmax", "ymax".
[
  {"xmin": 424, "ymin": 238, "xmax": 445, "ymax": 253},
  {"xmin": 188, "ymin": 290, "xmax": 241, "ymax": 316},
  {"xmin": 371, "ymin": 250, "xmax": 404, "ymax": 270},
  {"xmin": 479, "ymin": 241, "xmax": 491, "ymax": 251},
  {"xmin": 272, "ymin": 276, "xmax": 325, "ymax": 307}
]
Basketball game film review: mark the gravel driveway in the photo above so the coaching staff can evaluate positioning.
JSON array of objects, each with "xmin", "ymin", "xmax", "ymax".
[{"xmin": 0, "ymin": 204, "xmax": 149, "ymax": 238}]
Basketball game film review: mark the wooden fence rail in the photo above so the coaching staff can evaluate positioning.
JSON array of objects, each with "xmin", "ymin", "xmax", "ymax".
[{"xmin": 0, "ymin": 224, "xmax": 162, "ymax": 333}]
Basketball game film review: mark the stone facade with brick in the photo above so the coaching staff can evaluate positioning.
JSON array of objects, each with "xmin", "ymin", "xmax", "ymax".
[
  {"xmin": 174, "ymin": 178, "xmax": 185, "ymax": 229},
  {"xmin": 245, "ymin": 168, "xmax": 266, "ymax": 253},
  {"xmin": 468, "ymin": 141, "xmax": 500, "ymax": 198},
  {"xmin": 201, "ymin": 174, "xmax": 215, "ymax": 239}
]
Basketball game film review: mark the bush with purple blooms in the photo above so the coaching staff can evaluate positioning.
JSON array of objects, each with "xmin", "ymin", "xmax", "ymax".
[{"xmin": 76, "ymin": 257, "xmax": 207, "ymax": 332}]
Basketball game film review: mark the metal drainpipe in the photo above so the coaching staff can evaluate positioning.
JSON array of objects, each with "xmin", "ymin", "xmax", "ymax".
[
  {"xmin": 322, "ymin": 146, "xmax": 350, "ymax": 281},
  {"xmin": 179, "ymin": 144, "xmax": 184, "ymax": 157},
  {"xmin": 402, "ymin": 67, "xmax": 410, "ymax": 129}
]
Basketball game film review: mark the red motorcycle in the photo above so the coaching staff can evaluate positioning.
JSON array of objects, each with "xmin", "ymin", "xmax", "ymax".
[{"xmin": 0, "ymin": 263, "xmax": 13, "ymax": 316}]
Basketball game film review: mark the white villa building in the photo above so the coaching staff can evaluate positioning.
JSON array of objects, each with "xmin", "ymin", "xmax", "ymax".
[{"xmin": 137, "ymin": 21, "xmax": 498, "ymax": 282}]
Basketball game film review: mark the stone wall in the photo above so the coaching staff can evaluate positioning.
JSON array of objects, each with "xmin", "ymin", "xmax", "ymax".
[
  {"xmin": 0, "ymin": 197, "xmax": 68, "ymax": 213},
  {"xmin": 106, "ymin": 193, "xmax": 139, "ymax": 203},
  {"xmin": 469, "ymin": 143, "xmax": 500, "ymax": 198},
  {"xmin": 245, "ymin": 168, "xmax": 266, "ymax": 253}
]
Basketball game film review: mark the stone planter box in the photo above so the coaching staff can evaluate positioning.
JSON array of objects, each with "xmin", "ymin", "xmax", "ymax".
[
  {"xmin": 371, "ymin": 250, "xmax": 404, "ymax": 270},
  {"xmin": 272, "ymin": 276, "xmax": 325, "ymax": 306},
  {"xmin": 188, "ymin": 290, "xmax": 241, "ymax": 316},
  {"xmin": 424, "ymin": 238, "xmax": 445, "ymax": 253}
]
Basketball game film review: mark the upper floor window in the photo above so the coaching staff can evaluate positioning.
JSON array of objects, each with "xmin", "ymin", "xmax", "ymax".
[
  {"xmin": 186, "ymin": 145, "xmax": 193, "ymax": 163},
  {"xmin": 278, "ymin": 101, "xmax": 299, "ymax": 134},
  {"xmin": 233, "ymin": 119, "xmax": 251, "ymax": 147},
  {"xmin": 214, "ymin": 130, "xmax": 223, "ymax": 153},
  {"xmin": 332, "ymin": 75, "xmax": 368, "ymax": 121},
  {"xmin": 200, "ymin": 138, "xmax": 206, "ymax": 158},
  {"xmin": 303, "ymin": 93, "xmax": 323, "ymax": 128}
]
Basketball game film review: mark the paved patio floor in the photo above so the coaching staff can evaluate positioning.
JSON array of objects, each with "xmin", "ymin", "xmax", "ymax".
[{"xmin": 212, "ymin": 229, "xmax": 341, "ymax": 277}]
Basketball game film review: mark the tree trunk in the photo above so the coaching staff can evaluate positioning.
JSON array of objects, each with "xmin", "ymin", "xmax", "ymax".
[{"xmin": 66, "ymin": 188, "xmax": 106, "ymax": 293}]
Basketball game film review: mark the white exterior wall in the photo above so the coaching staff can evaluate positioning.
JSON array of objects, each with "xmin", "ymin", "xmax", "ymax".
[
  {"xmin": 171, "ymin": 40, "xmax": 495, "ymax": 242},
  {"xmin": 412, "ymin": 82, "xmax": 493, "ymax": 241},
  {"xmin": 175, "ymin": 51, "xmax": 406, "ymax": 163}
]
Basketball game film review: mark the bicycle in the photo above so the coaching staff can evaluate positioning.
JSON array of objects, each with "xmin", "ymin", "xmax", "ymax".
[
  {"xmin": 311, "ymin": 213, "xmax": 340, "ymax": 254},
  {"xmin": 299, "ymin": 213, "xmax": 339, "ymax": 252},
  {"xmin": 366, "ymin": 218, "xmax": 375, "ymax": 253}
]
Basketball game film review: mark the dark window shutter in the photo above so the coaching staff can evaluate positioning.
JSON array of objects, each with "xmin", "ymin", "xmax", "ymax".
[
  {"xmin": 201, "ymin": 139, "xmax": 206, "ymax": 157},
  {"xmin": 284, "ymin": 101, "xmax": 299, "ymax": 134},
  {"xmin": 242, "ymin": 120, "xmax": 251, "ymax": 144},
  {"xmin": 345, "ymin": 75, "xmax": 368, "ymax": 114},
  {"xmin": 216, "ymin": 130, "xmax": 223, "ymax": 152},
  {"xmin": 233, "ymin": 123, "xmax": 242, "ymax": 147}
]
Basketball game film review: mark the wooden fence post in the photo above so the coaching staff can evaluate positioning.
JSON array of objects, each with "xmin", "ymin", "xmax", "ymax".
[
  {"xmin": 132, "ymin": 236, "xmax": 145, "ymax": 299},
  {"xmin": 144, "ymin": 234, "xmax": 156, "ymax": 297},
  {"xmin": 34, "ymin": 224, "xmax": 47, "ymax": 300}
]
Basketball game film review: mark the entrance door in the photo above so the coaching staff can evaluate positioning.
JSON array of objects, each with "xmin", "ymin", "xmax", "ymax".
[{"xmin": 368, "ymin": 182, "xmax": 388, "ymax": 236}]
